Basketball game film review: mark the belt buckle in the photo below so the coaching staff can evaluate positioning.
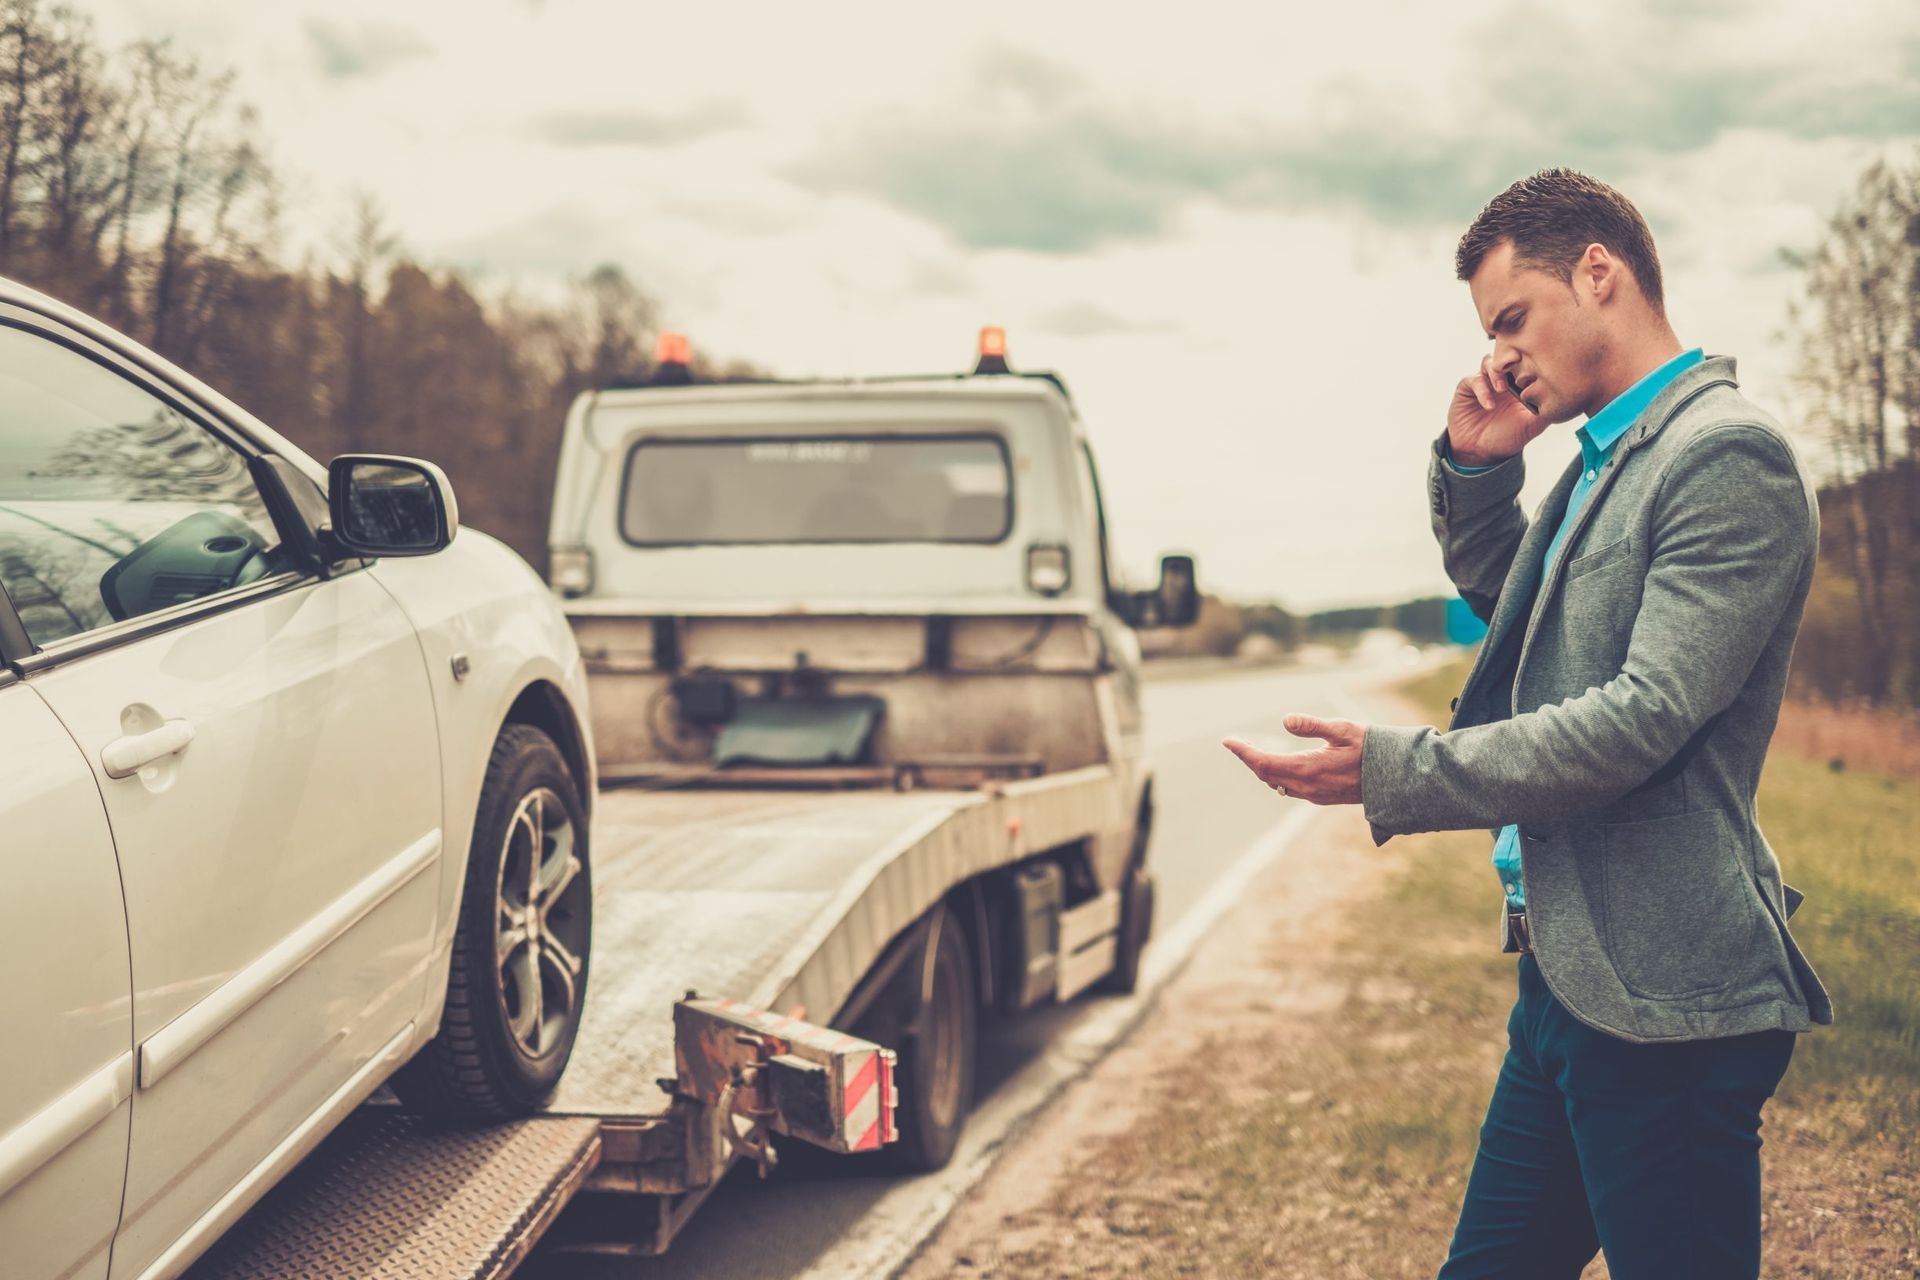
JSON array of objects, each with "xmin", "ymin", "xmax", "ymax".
[{"xmin": 1507, "ymin": 910, "xmax": 1532, "ymax": 954}]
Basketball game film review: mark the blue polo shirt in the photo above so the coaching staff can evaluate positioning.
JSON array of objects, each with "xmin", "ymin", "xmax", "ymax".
[{"xmin": 1450, "ymin": 348, "xmax": 1704, "ymax": 910}]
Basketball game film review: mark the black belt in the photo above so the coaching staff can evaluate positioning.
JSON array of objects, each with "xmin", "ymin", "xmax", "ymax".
[{"xmin": 1507, "ymin": 911, "xmax": 1533, "ymax": 954}]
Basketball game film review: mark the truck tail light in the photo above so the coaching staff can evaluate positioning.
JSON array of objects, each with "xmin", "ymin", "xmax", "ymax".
[
  {"xmin": 1026, "ymin": 542, "xmax": 1070, "ymax": 595},
  {"xmin": 549, "ymin": 545, "xmax": 594, "ymax": 597}
]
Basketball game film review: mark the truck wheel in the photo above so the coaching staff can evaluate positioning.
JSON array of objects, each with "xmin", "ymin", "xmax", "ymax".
[
  {"xmin": 889, "ymin": 906, "xmax": 976, "ymax": 1172},
  {"xmin": 393, "ymin": 724, "xmax": 592, "ymax": 1121},
  {"xmin": 1100, "ymin": 863, "xmax": 1155, "ymax": 995}
]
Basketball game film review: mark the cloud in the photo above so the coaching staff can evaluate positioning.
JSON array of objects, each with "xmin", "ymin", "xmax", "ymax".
[
  {"xmin": 973, "ymin": 44, "xmax": 1083, "ymax": 111},
  {"xmin": 1032, "ymin": 301, "xmax": 1170, "ymax": 337},
  {"xmin": 796, "ymin": 125, "xmax": 1175, "ymax": 253},
  {"xmin": 444, "ymin": 205, "xmax": 638, "ymax": 280},
  {"xmin": 794, "ymin": 103, "xmax": 1511, "ymax": 252},
  {"xmin": 792, "ymin": 15, "xmax": 1920, "ymax": 253},
  {"xmin": 1471, "ymin": 8, "xmax": 1920, "ymax": 159},
  {"xmin": 530, "ymin": 104, "xmax": 750, "ymax": 148},
  {"xmin": 302, "ymin": 18, "xmax": 430, "ymax": 80}
]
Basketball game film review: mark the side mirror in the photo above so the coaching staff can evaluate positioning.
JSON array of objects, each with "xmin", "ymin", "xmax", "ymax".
[
  {"xmin": 327, "ymin": 454, "xmax": 459, "ymax": 557},
  {"xmin": 1112, "ymin": 553, "xmax": 1200, "ymax": 629},
  {"xmin": 1155, "ymin": 553, "xmax": 1199, "ymax": 627}
]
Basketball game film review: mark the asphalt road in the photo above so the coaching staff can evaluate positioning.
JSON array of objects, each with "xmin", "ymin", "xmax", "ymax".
[{"xmin": 523, "ymin": 651, "xmax": 1422, "ymax": 1280}]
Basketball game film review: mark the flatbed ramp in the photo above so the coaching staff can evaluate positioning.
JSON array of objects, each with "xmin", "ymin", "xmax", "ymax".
[
  {"xmin": 185, "ymin": 1113, "xmax": 600, "ymax": 1280},
  {"xmin": 184, "ymin": 766, "xmax": 1116, "ymax": 1273}
]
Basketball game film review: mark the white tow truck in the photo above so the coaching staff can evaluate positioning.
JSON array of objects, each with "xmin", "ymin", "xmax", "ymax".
[{"xmin": 187, "ymin": 330, "xmax": 1199, "ymax": 1273}]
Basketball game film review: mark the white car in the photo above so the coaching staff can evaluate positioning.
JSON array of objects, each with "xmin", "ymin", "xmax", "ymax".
[{"xmin": 0, "ymin": 277, "xmax": 597, "ymax": 1280}]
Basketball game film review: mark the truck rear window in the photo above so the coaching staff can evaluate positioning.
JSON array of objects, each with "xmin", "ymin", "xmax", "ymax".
[{"xmin": 620, "ymin": 434, "xmax": 1013, "ymax": 545}]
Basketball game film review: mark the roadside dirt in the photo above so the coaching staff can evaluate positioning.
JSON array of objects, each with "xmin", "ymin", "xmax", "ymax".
[
  {"xmin": 900, "ymin": 803, "xmax": 1475, "ymax": 1280},
  {"xmin": 902, "ymin": 744, "xmax": 1918, "ymax": 1278}
]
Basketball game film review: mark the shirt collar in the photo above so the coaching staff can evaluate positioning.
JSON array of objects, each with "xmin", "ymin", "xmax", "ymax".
[{"xmin": 1576, "ymin": 347, "xmax": 1704, "ymax": 469}]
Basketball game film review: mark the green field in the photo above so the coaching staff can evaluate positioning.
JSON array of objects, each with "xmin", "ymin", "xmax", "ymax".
[
  {"xmin": 1404, "ymin": 656, "xmax": 1920, "ymax": 1132},
  {"xmin": 939, "ymin": 660, "xmax": 1920, "ymax": 1278}
]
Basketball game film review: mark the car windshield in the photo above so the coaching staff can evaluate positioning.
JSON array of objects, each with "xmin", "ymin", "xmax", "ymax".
[{"xmin": 620, "ymin": 434, "xmax": 1012, "ymax": 545}]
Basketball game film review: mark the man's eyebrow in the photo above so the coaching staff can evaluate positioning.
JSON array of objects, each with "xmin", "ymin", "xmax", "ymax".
[{"xmin": 1485, "ymin": 304, "xmax": 1523, "ymax": 340}]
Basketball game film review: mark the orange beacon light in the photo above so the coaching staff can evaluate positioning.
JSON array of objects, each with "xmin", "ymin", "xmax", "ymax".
[{"xmin": 974, "ymin": 326, "xmax": 1010, "ymax": 375}]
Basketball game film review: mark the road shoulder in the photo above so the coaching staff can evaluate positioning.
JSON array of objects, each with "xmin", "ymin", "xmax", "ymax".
[{"xmin": 901, "ymin": 799, "xmax": 1481, "ymax": 1279}]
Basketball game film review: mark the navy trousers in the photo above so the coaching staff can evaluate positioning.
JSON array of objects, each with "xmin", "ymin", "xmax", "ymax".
[{"xmin": 1438, "ymin": 954, "xmax": 1796, "ymax": 1280}]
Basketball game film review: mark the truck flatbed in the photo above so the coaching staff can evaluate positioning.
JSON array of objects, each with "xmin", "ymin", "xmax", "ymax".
[
  {"xmin": 187, "ymin": 764, "xmax": 1121, "ymax": 1275},
  {"xmin": 557, "ymin": 766, "xmax": 1115, "ymax": 1118}
]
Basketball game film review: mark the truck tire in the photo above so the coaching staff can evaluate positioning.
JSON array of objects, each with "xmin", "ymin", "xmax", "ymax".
[
  {"xmin": 889, "ymin": 906, "xmax": 976, "ymax": 1172},
  {"xmin": 393, "ymin": 724, "xmax": 592, "ymax": 1121},
  {"xmin": 1099, "ymin": 863, "xmax": 1156, "ymax": 995}
]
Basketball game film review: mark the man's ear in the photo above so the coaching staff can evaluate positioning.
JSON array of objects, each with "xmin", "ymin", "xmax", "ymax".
[{"xmin": 1582, "ymin": 243, "xmax": 1617, "ymax": 305}]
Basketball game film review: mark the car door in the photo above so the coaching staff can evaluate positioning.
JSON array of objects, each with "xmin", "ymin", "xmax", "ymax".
[
  {"xmin": 0, "ymin": 677, "xmax": 135, "ymax": 1280},
  {"xmin": 0, "ymin": 316, "xmax": 444, "ymax": 1279}
]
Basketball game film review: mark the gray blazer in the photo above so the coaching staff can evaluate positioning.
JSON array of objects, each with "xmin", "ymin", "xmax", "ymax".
[{"xmin": 1361, "ymin": 355, "xmax": 1832, "ymax": 1043}]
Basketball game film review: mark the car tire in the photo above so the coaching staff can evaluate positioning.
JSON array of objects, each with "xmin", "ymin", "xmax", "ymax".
[
  {"xmin": 886, "ymin": 905, "xmax": 976, "ymax": 1172},
  {"xmin": 393, "ymin": 724, "xmax": 592, "ymax": 1121}
]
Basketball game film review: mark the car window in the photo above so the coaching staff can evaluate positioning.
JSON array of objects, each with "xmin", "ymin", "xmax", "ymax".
[{"xmin": 0, "ymin": 326, "xmax": 281, "ymax": 647}]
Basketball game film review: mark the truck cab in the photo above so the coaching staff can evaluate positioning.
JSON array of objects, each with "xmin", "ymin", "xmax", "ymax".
[{"xmin": 546, "ymin": 331, "xmax": 1196, "ymax": 842}]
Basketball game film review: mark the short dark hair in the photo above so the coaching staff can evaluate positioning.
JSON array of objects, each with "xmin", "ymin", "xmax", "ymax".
[{"xmin": 1455, "ymin": 169, "xmax": 1665, "ymax": 311}]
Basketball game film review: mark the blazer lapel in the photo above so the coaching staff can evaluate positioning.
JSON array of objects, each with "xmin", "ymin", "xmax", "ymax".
[
  {"xmin": 1449, "ymin": 356, "xmax": 1742, "ymax": 729},
  {"xmin": 1512, "ymin": 358, "xmax": 1742, "ymax": 679},
  {"xmin": 1466, "ymin": 458, "xmax": 1574, "ymax": 679}
]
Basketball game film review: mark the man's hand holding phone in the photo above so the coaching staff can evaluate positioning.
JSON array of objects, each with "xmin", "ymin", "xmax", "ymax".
[{"xmin": 1448, "ymin": 354, "xmax": 1547, "ymax": 468}]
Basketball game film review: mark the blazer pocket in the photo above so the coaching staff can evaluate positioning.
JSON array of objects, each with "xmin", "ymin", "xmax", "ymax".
[
  {"xmin": 1600, "ymin": 809, "xmax": 1756, "ymax": 999},
  {"xmin": 1565, "ymin": 535, "xmax": 1631, "ymax": 582}
]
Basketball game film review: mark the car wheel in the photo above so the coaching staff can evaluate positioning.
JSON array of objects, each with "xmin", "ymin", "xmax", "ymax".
[
  {"xmin": 887, "ymin": 905, "xmax": 976, "ymax": 1172},
  {"xmin": 393, "ymin": 724, "xmax": 592, "ymax": 1121}
]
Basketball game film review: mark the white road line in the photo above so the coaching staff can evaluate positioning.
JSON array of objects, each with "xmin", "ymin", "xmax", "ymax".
[
  {"xmin": 791, "ymin": 800, "xmax": 1326, "ymax": 1280},
  {"xmin": 1141, "ymin": 801, "xmax": 1320, "ymax": 989}
]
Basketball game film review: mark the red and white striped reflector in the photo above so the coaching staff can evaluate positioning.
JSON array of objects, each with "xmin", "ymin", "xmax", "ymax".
[{"xmin": 680, "ymin": 997, "xmax": 899, "ymax": 1154}]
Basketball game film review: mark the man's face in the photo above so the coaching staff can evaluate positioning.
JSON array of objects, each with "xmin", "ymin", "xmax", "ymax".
[{"xmin": 1468, "ymin": 240, "xmax": 1607, "ymax": 425}]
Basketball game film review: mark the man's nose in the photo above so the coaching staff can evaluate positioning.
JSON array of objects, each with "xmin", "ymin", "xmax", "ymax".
[{"xmin": 1491, "ymin": 343, "xmax": 1521, "ymax": 375}]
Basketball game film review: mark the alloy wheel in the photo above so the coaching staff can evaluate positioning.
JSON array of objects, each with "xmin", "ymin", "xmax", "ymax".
[{"xmin": 493, "ymin": 786, "xmax": 588, "ymax": 1059}]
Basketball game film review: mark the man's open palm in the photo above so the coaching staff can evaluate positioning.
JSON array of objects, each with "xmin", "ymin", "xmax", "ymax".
[{"xmin": 1222, "ymin": 715, "xmax": 1367, "ymax": 806}]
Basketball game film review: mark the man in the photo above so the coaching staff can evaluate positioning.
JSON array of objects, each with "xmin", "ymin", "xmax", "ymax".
[{"xmin": 1223, "ymin": 169, "xmax": 1831, "ymax": 1279}]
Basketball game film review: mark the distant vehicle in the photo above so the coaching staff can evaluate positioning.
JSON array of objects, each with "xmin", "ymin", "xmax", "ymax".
[{"xmin": 0, "ymin": 276, "xmax": 597, "ymax": 1280}]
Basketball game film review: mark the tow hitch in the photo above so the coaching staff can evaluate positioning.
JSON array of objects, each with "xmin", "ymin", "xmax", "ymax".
[
  {"xmin": 672, "ymin": 994, "xmax": 899, "ymax": 1172},
  {"xmin": 555, "ymin": 995, "xmax": 898, "ymax": 1258}
]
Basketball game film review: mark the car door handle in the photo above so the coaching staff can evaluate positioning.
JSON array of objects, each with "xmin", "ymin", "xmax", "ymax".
[{"xmin": 102, "ymin": 718, "xmax": 196, "ymax": 779}]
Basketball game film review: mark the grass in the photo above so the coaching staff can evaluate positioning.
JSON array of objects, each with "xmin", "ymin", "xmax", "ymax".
[
  {"xmin": 930, "ymin": 657, "xmax": 1920, "ymax": 1278},
  {"xmin": 1398, "ymin": 658, "xmax": 1920, "ymax": 1137},
  {"xmin": 1381, "ymin": 658, "xmax": 1920, "ymax": 1274},
  {"xmin": 1753, "ymin": 754, "xmax": 1920, "ymax": 1138}
]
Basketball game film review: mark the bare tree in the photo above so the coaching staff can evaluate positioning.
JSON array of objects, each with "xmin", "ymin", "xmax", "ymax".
[
  {"xmin": 1791, "ymin": 155, "xmax": 1920, "ymax": 706},
  {"xmin": 0, "ymin": 0, "xmax": 51, "ymax": 260},
  {"xmin": 0, "ymin": 2, "xmax": 758, "ymax": 588}
]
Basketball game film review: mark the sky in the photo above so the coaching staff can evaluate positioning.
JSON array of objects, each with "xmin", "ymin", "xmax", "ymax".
[{"xmin": 87, "ymin": 0, "xmax": 1920, "ymax": 609}]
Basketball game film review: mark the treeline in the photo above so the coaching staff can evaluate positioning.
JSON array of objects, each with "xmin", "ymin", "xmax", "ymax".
[
  {"xmin": 0, "ymin": 0, "xmax": 750, "ymax": 570},
  {"xmin": 1144, "ymin": 595, "xmax": 1454, "ymax": 659},
  {"xmin": 1789, "ymin": 156, "xmax": 1920, "ymax": 709}
]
